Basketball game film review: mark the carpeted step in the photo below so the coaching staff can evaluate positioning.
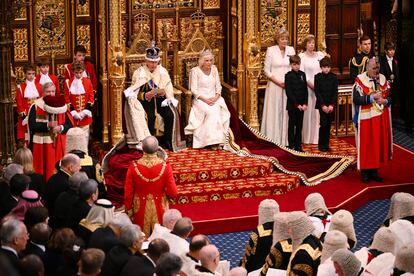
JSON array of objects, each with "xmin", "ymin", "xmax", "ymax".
[
  {"xmin": 170, "ymin": 148, "xmax": 274, "ymax": 185},
  {"xmin": 170, "ymin": 172, "xmax": 300, "ymax": 205}
]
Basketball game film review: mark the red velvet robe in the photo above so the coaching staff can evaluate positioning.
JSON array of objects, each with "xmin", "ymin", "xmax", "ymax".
[
  {"xmin": 64, "ymin": 78, "xmax": 94, "ymax": 127},
  {"xmin": 64, "ymin": 61, "xmax": 97, "ymax": 91},
  {"xmin": 124, "ymin": 154, "xmax": 177, "ymax": 236},
  {"xmin": 35, "ymin": 73, "xmax": 61, "ymax": 95},
  {"xmin": 28, "ymin": 98, "xmax": 73, "ymax": 181},
  {"xmin": 16, "ymin": 82, "xmax": 42, "ymax": 140},
  {"xmin": 353, "ymin": 73, "xmax": 392, "ymax": 170}
]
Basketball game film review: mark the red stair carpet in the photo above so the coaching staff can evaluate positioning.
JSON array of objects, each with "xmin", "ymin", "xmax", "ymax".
[{"xmin": 172, "ymin": 142, "xmax": 414, "ymax": 235}]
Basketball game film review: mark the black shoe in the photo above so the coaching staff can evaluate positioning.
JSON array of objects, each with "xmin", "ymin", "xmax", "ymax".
[
  {"xmin": 370, "ymin": 170, "xmax": 384, "ymax": 182},
  {"xmin": 288, "ymin": 145, "xmax": 295, "ymax": 150},
  {"xmin": 164, "ymin": 141, "xmax": 173, "ymax": 151},
  {"xmin": 295, "ymin": 146, "xmax": 304, "ymax": 152},
  {"xmin": 361, "ymin": 170, "xmax": 370, "ymax": 183}
]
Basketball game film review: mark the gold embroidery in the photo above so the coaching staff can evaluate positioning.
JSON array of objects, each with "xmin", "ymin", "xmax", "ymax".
[
  {"xmin": 280, "ymin": 240, "xmax": 293, "ymax": 252},
  {"xmin": 132, "ymin": 197, "xmax": 140, "ymax": 216},
  {"xmin": 138, "ymin": 153, "xmax": 164, "ymax": 167},
  {"xmin": 80, "ymin": 155, "xmax": 93, "ymax": 166},
  {"xmin": 257, "ymin": 224, "xmax": 272, "ymax": 237},
  {"xmin": 291, "ymin": 264, "xmax": 313, "ymax": 276},
  {"xmin": 133, "ymin": 160, "xmax": 166, "ymax": 182},
  {"xmin": 79, "ymin": 219, "xmax": 102, "ymax": 233},
  {"xmin": 95, "ymin": 163, "xmax": 104, "ymax": 184},
  {"xmin": 296, "ymin": 244, "xmax": 321, "ymax": 260},
  {"xmin": 143, "ymin": 194, "xmax": 158, "ymax": 236}
]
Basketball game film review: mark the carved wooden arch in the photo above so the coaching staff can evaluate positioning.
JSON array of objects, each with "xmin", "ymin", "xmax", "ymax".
[{"xmin": 127, "ymin": 13, "xmax": 152, "ymax": 56}]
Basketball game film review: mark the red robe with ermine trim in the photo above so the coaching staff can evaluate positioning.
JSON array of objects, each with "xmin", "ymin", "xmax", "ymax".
[
  {"xmin": 124, "ymin": 154, "xmax": 177, "ymax": 236},
  {"xmin": 352, "ymin": 73, "xmax": 393, "ymax": 170}
]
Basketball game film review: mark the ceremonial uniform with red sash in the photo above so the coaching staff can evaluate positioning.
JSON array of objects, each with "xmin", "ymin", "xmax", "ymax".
[
  {"xmin": 16, "ymin": 81, "xmax": 42, "ymax": 140},
  {"xmin": 35, "ymin": 73, "xmax": 60, "ymax": 95},
  {"xmin": 352, "ymin": 72, "xmax": 392, "ymax": 172},
  {"xmin": 28, "ymin": 97, "xmax": 73, "ymax": 181},
  {"xmin": 124, "ymin": 153, "xmax": 177, "ymax": 236},
  {"xmin": 64, "ymin": 61, "xmax": 97, "ymax": 91},
  {"xmin": 64, "ymin": 77, "xmax": 94, "ymax": 127}
]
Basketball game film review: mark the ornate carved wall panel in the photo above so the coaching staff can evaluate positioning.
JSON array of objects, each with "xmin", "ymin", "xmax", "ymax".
[
  {"xmin": 260, "ymin": 0, "xmax": 288, "ymax": 46},
  {"xmin": 76, "ymin": 25, "xmax": 91, "ymax": 55},
  {"xmin": 296, "ymin": 13, "xmax": 310, "ymax": 45},
  {"xmin": 77, "ymin": 0, "xmax": 90, "ymax": 17},
  {"xmin": 204, "ymin": 0, "xmax": 220, "ymax": 9},
  {"xmin": 13, "ymin": 29, "xmax": 29, "ymax": 62}
]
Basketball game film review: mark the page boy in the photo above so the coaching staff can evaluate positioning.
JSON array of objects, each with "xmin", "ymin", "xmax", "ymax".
[
  {"xmin": 64, "ymin": 45, "xmax": 97, "ymax": 91},
  {"xmin": 314, "ymin": 56, "xmax": 338, "ymax": 152},
  {"xmin": 35, "ymin": 57, "xmax": 60, "ymax": 95},
  {"xmin": 285, "ymin": 55, "xmax": 308, "ymax": 152}
]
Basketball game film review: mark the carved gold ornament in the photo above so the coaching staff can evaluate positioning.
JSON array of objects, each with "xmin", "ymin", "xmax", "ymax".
[{"xmin": 13, "ymin": 29, "xmax": 29, "ymax": 61}]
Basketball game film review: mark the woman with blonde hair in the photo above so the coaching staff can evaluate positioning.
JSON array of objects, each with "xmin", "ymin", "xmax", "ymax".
[
  {"xmin": 184, "ymin": 49, "xmax": 230, "ymax": 149},
  {"xmin": 299, "ymin": 34, "xmax": 325, "ymax": 145},
  {"xmin": 14, "ymin": 147, "xmax": 45, "ymax": 197},
  {"xmin": 261, "ymin": 28, "xmax": 295, "ymax": 146}
]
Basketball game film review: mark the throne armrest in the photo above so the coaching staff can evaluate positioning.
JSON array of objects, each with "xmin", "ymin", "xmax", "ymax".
[
  {"xmin": 174, "ymin": 84, "xmax": 192, "ymax": 125},
  {"xmin": 221, "ymin": 81, "xmax": 238, "ymax": 110}
]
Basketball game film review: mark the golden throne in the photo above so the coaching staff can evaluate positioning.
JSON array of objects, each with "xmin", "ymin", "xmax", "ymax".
[{"xmin": 171, "ymin": 11, "xmax": 238, "ymax": 124}]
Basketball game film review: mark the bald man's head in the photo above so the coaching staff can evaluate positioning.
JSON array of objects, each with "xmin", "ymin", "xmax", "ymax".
[
  {"xmin": 199, "ymin": 244, "xmax": 220, "ymax": 272},
  {"xmin": 142, "ymin": 136, "xmax": 159, "ymax": 154}
]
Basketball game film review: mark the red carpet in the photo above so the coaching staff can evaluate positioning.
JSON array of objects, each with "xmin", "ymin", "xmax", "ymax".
[{"xmin": 171, "ymin": 143, "xmax": 414, "ymax": 235}]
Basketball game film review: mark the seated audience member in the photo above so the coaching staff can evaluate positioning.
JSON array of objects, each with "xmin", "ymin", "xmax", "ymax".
[
  {"xmin": 78, "ymin": 248, "xmax": 106, "ymax": 276},
  {"xmin": 101, "ymin": 224, "xmax": 144, "ymax": 276},
  {"xmin": 229, "ymin": 267, "xmax": 248, "ymax": 276},
  {"xmin": 77, "ymin": 199, "xmax": 114, "ymax": 245},
  {"xmin": 88, "ymin": 213, "xmax": 131, "ymax": 252},
  {"xmin": 388, "ymin": 219, "xmax": 414, "ymax": 253},
  {"xmin": 45, "ymin": 153, "xmax": 81, "ymax": 212},
  {"xmin": 260, "ymin": 212, "xmax": 292, "ymax": 276},
  {"xmin": 304, "ymin": 193, "xmax": 332, "ymax": 237},
  {"xmin": 327, "ymin": 209, "xmax": 357, "ymax": 249},
  {"xmin": 68, "ymin": 178, "xmax": 98, "ymax": 229},
  {"xmin": 331, "ymin": 248, "xmax": 363, "ymax": 276},
  {"xmin": 24, "ymin": 206, "xmax": 49, "ymax": 230},
  {"xmin": 0, "ymin": 254, "xmax": 20, "ymax": 276},
  {"xmin": 240, "ymin": 199, "xmax": 280, "ymax": 272},
  {"xmin": 61, "ymin": 127, "xmax": 107, "ymax": 198},
  {"xmin": 286, "ymin": 211, "xmax": 322, "ymax": 276},
  {"xmin": 161, "ymin": 217, "xmax": 193, "ymax": 256},
  {"xmin": 44, "ymin": 228, "xmax": 82, "ymax": 276},
  {"xmin": 0, "ymin": 165, "xmax": 27, "ymax": 218},
  {"xmin": 355, "ymin": 227, "xmax": 396, "ymax": 271},
  {"xmin": 388, "ymin": 243, "xmax": 414, "ymax": 276},
  {"xmin": 14, "ymin": 147, "xmax": 46, "ymax": 198},
  {"xmin": 193, "ymin": 244, "xmax": 221, "ymax": 276},
  {"xmin": 258, "ymin": 199, "xmax": 280, "ymax": 225},
  {"xmin": 7, "ymin": 190, "xmax": 43, "ymax": 221},
  {"xmin": 154, "ymin": 253, "xmax": 183, "ymax": 276},
  {"xmin": 0, "ymin": 219, "xmax": 29, "ymax": 270},
  {"xmin": 184, "ymin": 49, "xmax": 230, "ymax": 149},
  {"xmin": 384, "ymin": 192, "xmax": 414, "ymax": 226},
  {"xmin": 148, "ymin": 208, "xmax": 182, "ymax": 241},
  {"xmin": 22, "ymin": 222, "xmax": 51, "ymax": 263},
  {"xmin": 19, "ymin": 254, "xmax": 45, "ymax": 276},
  {"xmin": 121, "ymin": 238, "xmax": 170, "ymax": 276},
  {"xmin": 52, "ymin": 171, "xmax": 88, "ymax": 229},
  {"xmin": 180, "ymin": 234, "xmax": 211, "ymax": 275},
  {"xmin": 317, "ymin": 230, "xmax": 348, "ymax": 276}
]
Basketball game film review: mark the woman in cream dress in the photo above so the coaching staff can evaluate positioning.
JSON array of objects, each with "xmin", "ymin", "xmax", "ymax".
[
  {"xmin": 299, "ymin": 34, "xmax": 325, "ymax": 144},
  {"xmin": 185, "ymin": 50, "xmax": 230, "ymax": 149},
  {"xmin": 261, "ymin": 29, "xmax": 296, "ymax": 146}
]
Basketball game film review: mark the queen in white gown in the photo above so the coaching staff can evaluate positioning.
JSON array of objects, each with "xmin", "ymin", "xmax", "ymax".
[
  {"xmin": 261, "ymin": 29, "xmax": 296, "ymax": 146},
  {"xmin": 184, "ymin": 50, "xmax": 230, "ymax": 149},
  {"xmin": 299, "ymin": 34, "xmax": 325, "ymax": 144}
]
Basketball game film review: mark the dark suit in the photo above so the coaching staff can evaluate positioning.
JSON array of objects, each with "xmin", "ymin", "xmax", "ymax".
[
  {"xmin": 27, "ymin": 172, "xmax": 46, "ymax": 198},
  {"xmin": 45, "ymin": 169, "xmax": 71, "ymax": 214},
  {"xmin": 67, "ymin": 199, "xmax": 91, "ymax": 230},
  {"xmin": 52, "ymin": 189, "xmax": 79, "ymax": 229},
  {"xmin": 120, "ymin": 255, "xmax": 156, "ymax": 276},
  {"xmin": 22, "ymin": 241, "xmax": 47, "ymax": 264},
  {"xmin": 0, "ymin": 247, "xmax": 20, "ymax": 272},
  {"xmin": 0, "ymin": 193, "xmax": 18, "ymax": 219},
  {"xmin": 88, "ymin": 226, "xmax": 120, "ymax": 252},
  {"xmin": 101, "ymin": 244, "xmax": 134, "ymax": 276},
  {"xmin": 285, "ymin": 70, "xmax": 308, "ymax": 150},
  {"xmin": 314, "ymin": 72, "xmax": 338, "ymax": 150},
  {"xmin": 380, "ymin": 54, "xmax": 399, "ymax": 115}
]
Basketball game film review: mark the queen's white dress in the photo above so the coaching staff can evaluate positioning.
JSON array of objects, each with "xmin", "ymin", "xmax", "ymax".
[
  {"xmin": 261, "ymin": 45, "xmax": 296, "ymax": 146},
  {"xmin": 299, "ymin": 51, "xmax": 325, "ymax": 144},
  {"xmin": 184, "ymin": 65, "xmax": 230, "ymax": 149}
]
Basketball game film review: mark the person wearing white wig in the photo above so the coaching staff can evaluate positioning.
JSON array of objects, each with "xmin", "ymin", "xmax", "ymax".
[
  {"xmin": 77, "ymin": 198, "xmax": 114, "ymax": 245},
  {"xmin": 328, "ymin": 209, "xmax": 357, "ymax": 249},
  {"xmin": 185, "ymin": 49, "xmax": 231, "ymax": 149},
  {"xmin": 286, "ymin": 211, "xmax": 322, "ymax": 276},
  {"xmin": 331, "ymin": 248, "xmax": 363, "ymax": 276},
  {"xmin": 317, "ymin": 230, "xmax": 348, "ymax": 276},
  {"xmin": 383, "ymin": 192, "xmax": 414, "ymax": 227},
  {"xmin": 304, "ymin": 193, "xmax": 332, "ymax": 237},
  {"xmin": 389, "ymin": 219, "xmax": 414, "ymax": 253},
  {"xmin": 377, "ymin": 242, "xmax": 414, "ymax": 276},
  {"xmin": 258, "ymin": 199, "xmax": 280, "ymax": 225}
]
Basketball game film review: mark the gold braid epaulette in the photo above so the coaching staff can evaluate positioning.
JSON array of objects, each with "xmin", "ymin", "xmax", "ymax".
[
  {"xmin": 351, "ymin": 56, "xmax": 369, "ymax": 74},
  {"xmin": 132, "ymin": 160, "xmax": 166, "ymax": 183}
]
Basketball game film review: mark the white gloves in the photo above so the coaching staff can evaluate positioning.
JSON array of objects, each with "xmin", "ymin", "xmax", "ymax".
[
  {"xmin": 81, "ymin": 110, "xmax": 92, "ymax": 118},
  {"xmin": 71, "ymin": 110, "xmax": 81, "ymax": 120},
  {"xmin": 124, "ymin": 87, "xmax": 136, "ymax": 98},
  {"xmin": 22, "ymin": 116, "xmax": 28, "ymax": 126},
  {"xmin": 161, "ymin": 98, "xmax": 178, "ymax": 108},
  {"xmin": 71, "ymin": 110, "xmax": 92, "ymax": 120}
]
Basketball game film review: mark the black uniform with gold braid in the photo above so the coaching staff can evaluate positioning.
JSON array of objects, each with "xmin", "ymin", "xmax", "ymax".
[
  {"xmin": 240, "ymin": 221, "xmax": 274, "ymax": 272},
  {"xmin": 287, "ymin": 235, "xmax": 322, "ymax": 276},
  {"xmin": 349, "ymin": 51, "xmax": 375, "ymax": 81},
  {"xmin": 260, "ymin": 238, "xmax": 292, "ymax": 276}
]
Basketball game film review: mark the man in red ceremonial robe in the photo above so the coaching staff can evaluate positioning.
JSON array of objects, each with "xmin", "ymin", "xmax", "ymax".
[
  {"xmin": 28, "ymin": 82, "xmax": 73, "ymax": 181},
  {"xmin": 64, "ymin": 61, "xmax": 94, "ymax": 142},
  {"xmin": 124, "ymin": 136, "xmax": 177, "ymax": 236},
  {"xmin": 16, "ymin": 64, "xmax": 42, "ymax": 141},
  {"xmin": 35, "ymin": 57, "xmax": 60, "ymax": 95},
  {"xmin": 352, "ymin": 58, "xmax": 392, "ymax": 183},
  {"xmin": 64, "ymin": 45, "xmax": 97, "ymax": 91}
]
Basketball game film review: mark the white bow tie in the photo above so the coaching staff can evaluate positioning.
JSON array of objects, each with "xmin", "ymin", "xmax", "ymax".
[{"xmin": 69, "ymin": 78, "xmax": 86, "ymax": 95}]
